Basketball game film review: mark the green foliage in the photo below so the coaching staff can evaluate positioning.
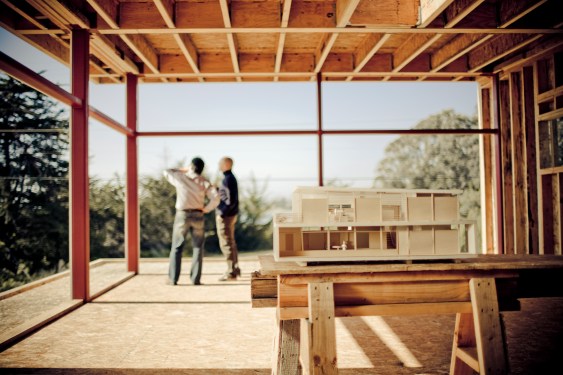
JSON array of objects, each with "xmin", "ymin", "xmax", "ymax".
[
  {"xmin": 0, "ymin": 75, "xmax": 69, "ymax": 291},
  {"xmin": 89, "ymin": 175, "xmax": 125, "ymax": 259},
  {"xmin": 374, "ymin": 109, "xmax": 481, "ymax": 223}
]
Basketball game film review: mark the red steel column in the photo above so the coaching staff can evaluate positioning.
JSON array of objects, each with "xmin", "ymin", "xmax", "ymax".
[
  {"xmin": 70, "ymin": 28, "xmax": 90, "ymax": 300},
  {"xmin": 126, "ymin": 74, "xmax": 140, "ymax": 273},
  {"xmin": 492, "ymin": 75, "xmax": 505, "ymax": 255},
  {"xmin": 316, "ymin": 72, "xmax": 324, "ymax": 187}
]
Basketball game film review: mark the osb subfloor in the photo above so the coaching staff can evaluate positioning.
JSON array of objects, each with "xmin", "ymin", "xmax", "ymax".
[{"xmin": 1, "ymin": 255, "xmax": 563, "ymax": 374}]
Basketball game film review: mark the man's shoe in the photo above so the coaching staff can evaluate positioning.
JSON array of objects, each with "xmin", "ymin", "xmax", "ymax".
[
  {"xmin": 166, "ymin": 280, "xmax": 177, "ymax": 285},
  {"xmin": 218, "ymin": 274, "xmax": 237, "ymax": 282}
]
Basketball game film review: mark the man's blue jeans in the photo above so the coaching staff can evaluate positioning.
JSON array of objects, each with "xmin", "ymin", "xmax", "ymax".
[{"xmin": 168, "ymin": 210, "xmax": 205, "ymax": 284}]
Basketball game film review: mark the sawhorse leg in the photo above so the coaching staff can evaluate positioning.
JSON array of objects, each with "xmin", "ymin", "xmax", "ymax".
[
  {"xmin": 450, "ymin": 278, "xmax": 508, "ymax": 375},
  {"xmin": 272, "ymin": 319, "xmax": 301, "ymax": 375},
  {"xmin": 300, "ymin": 282, "xmax": 338, "ymax": 375}
]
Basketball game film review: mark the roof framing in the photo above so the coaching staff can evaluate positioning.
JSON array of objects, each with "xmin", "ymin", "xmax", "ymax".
[{"xmin": 0, "ymin": 0, "xmax": 561, "ymax": 84}]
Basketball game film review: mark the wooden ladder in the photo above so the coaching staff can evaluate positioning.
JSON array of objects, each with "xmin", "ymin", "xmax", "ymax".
[{"xmin": 450, "ymin": 278, "xmax": 508, "ymax": 375}]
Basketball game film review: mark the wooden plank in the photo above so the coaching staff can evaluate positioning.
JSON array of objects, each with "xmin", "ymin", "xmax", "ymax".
[
  {"xmin": 351, "ymin": 0, "xmax": 419, "ymax": 26},
  {"xmin": 498, "ymin": 0, "xmax": 548, "ymax": 28},
  {"xmin": 288, "ymin": 1, "xmax": 335, "ymax": 28},
  {"xmin": 479, "ymin": 87, "xmax": 495, "ymax": 254},
  {"xmin": 258, "ymin": 255, "xmax": 563, "ymax": 276},
  {"xmin": 510, "ymin": 71, "xmax": 528, "ymax": 254},
  {"xmin": 469, "ymin": 278, "xmax": 507, "ymax": 374},
  {"xmin": 351, "ymin": 33, "xmax": 390, "ymax": 72},
  {"xmin": 278, "ymin": 279, "xmax": 471, "ymax": 307},
  {"xmin": 279, "ymin": 301, "xmax": 473, "ymax": 320},
  {"xmin": 274, "ymin": 0, "xmax": 293, "ymax": 81},
  {"xmin": 455, "ymin": 346, "xmax": 480, "ymax": 373},
  {"xmin": 499, "ymin": 80, "xmax": 515, "ymax": 255},
  {"xmin": 87, "ymin": 0, "xmax": 119, "ymax": 28},
  {"xmin": 306, "ymin": 282, "xmax": 337, "ymax": 375},
  {"xmin": 120, "ymin": 34, "xmax": 160, "ymax": 74},
  {"xmin": 450, "ymin": 312, "xmax": 477, "ymax": 375},
  {"xmin": 272, "ymin": 319, "xmax": 301, "ymax": 375},
  {"xmin": 219, "ymin": 0, "xmax": 241, "ymax": 82}
]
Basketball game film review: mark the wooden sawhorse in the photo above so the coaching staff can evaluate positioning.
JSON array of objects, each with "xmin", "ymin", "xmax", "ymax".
[{"xmin": 251, "ymin": 255, "xmax": 563, "ymax": 375}]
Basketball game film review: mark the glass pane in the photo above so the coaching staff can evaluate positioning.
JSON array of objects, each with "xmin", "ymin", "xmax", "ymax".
[
  {"xmin": 539, "ymin": 118, "xmax": 563, "ymax": 169},
  {"xmin": 322, "ymin": 82, "xmax": 478, "ymax": 130}
]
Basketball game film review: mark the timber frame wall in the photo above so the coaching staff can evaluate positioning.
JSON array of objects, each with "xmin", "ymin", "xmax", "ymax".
[{"xmin": 478, "ymin": 47, "xmax": 563, "ymax": 256}]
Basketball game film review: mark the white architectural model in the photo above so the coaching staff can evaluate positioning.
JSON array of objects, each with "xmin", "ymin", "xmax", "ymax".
[{"xmin": 273, "ymin": 187, "xmax": 478, "ymax": 263}]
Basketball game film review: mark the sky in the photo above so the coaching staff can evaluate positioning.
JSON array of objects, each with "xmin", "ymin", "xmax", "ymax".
[{"xmin": 0, "ymin": 28, "xmax": 479, "ymax": 199}]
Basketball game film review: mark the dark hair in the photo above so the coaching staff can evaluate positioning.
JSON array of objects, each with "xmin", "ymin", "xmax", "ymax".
[{"xmin": 191, "ymin": 157, "xmax": 205, "ymax": 174}]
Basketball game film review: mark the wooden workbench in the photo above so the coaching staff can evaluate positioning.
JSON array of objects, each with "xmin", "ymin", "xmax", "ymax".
[{"xmin": 250, "ymin": 254, "xmax": 563, "ymax": 375}]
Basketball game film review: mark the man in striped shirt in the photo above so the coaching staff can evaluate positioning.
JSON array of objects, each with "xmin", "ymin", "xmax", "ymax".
[{"xmin": 164, "ymin": 157, "xmax": 220, "ymax": 285}]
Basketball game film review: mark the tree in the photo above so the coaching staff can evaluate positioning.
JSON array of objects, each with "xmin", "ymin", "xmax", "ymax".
[
  {"xmin": 0, "ymin": 75, "xmax": 69, "ymax": 291},
  {"xmin": 374, "ymin": 110, "xmax": 480, "ymax": 220}
]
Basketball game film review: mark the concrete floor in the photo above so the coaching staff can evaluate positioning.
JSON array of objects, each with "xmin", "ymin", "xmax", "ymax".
[{"xmin": 1, "ymin": 255, "xmax": 563, "ymax": 374}]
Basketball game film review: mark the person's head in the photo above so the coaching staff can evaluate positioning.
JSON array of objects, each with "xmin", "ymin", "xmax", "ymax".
[
  {"xmin": 190, "ymin": 157, "xmax": 205, "ymax": 175},
  {"xmin": 219, "ymin": 157, "xmax": 233, "ymax": 172}
]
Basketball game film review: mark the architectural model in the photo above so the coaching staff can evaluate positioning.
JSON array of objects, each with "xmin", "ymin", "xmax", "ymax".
[{"xmin": 273, "ymin": 187, "xmax": 478, "ymax": 263}]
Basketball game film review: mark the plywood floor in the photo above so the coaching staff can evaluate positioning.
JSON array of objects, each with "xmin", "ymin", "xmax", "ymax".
[{"xmin": 1, "ymin": 255, "xmax": 562, "ymax": 374}]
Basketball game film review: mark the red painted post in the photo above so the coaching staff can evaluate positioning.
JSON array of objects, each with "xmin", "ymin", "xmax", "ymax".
[
  {"xmin": 126, "ymin": 73, "xmax": 139, "ymax": 273},
  {"xmin": 316, "ymin": 72, "xmax": 324, "ymax": 187},
  {"xmin": 492, "ymin": 75, "xmax": 505, "ymax": 255},
  {"xmin": 70, "ymin": 28, "xmax": 90, "ymax": 301}
]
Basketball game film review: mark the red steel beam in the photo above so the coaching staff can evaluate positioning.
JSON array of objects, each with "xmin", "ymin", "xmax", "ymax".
[
  {"xmin": 126, "ymin": 74, "xmax": 139, "ymax": 273},
  {"xmin": 0, "ymin": 51, "xmax": 81, "ymax": 107},
  {"xmin": 70, "ymin": 28, "xmax": 90, "ymax": 301},
  {"xmin": 317, "ymin": 72, "xmax": 324, "ymax": 187},
  {"xmin": 137, "ymin": 129, "xmax": 497, "ymax": 136},
  {"xmin": 90, "ymin": 106, "xmax": 134, "ymax": 136}
]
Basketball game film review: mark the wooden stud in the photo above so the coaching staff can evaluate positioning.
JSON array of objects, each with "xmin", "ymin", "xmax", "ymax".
[
  {"xmin": 509, "ymin": 71, "xmax": 528, "ymax": 254},
  {"xmin": 542, "ymin": 174, "xmax": 555, "ymax": 254},
  {"xmin": 492, "ymin": 76, "xmax": 505, "ymax": 255},
  {"xmin": 499, "ymin": 79, "xmax": 514, "ymax": 254},
  {"xmin": 469, "ymin": 278, "xmax": 507, "ymax": 374},
  {"xmin": 479, "ymin": 87, "xmax": 495, "ymax": 254}
]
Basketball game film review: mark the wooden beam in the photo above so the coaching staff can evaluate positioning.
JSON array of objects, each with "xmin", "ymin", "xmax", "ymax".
[
  {"xmin": 219, "ymin": 0, "xmax": 240, "ymax": 82},
  {"xmin": 27, "ymin": 0, "xmax": 89, "ymax": 30},
  {"xmin": 351, "ymin": 0, "xmax": 419, "ymax": 26},
  {"xmin": 431, "ymin": 33, "xmax": 491, "ymax": 72},
  {"xmin": 419, "ymin": 0, "xmax": 454, "ymax": 28},
  {"xmin": 312, "ymin": 0, "xmax": 361, "ymax": 75},
  {"xmin": 499, "ymin": 79, "xmax": 514, "ymax": 254},
  {"xmin": 498, "ymin": 0, "xmax": 548, "ymax": 28},
  {"xmin": 443, "ymin": 0, "xmax": 485, "ymax": 28},
  {"xmin": 274, "ymin": 0, "xmax": 293, "ymax": 82},
  {"xmin": 523, "ymin": 66, "xmax": 539, "ymax": 255},
  {"xmin": 120, "ymin": 34, "xmax": 159, "ymax": 74},
  {"xmin": 393, "ymin": 33, "xmax": 442, "ymax": 72},
  {"xmin": 345, "ymin": 33, "xmax": 390, "ymax": 81},
  {"xmin": 468, "ymin": 34, "xmax": 542, "ymax": 72},
  {"xmin": 87, "ymin": 0, "xmax": 119, "ymax": 28},
  {"xmin": 153, "ymin": 0, "xmax": 174, "ymax": 28},
  {"xmin": 509, "ymin": 71, "xmax": 528, "ymax": 254}
]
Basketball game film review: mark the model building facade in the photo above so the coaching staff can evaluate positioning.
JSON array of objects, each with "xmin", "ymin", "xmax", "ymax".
[{"xmin": 274, "ymin": 187, "xmax": 477, "ymax": 262}]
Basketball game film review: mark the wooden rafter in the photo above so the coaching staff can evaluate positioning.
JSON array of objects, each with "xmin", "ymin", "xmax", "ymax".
[
  {"xmin": 312, "ymin": 0, "xmax": 361, "ymax": 79},
  {"xmin": 219, "ymin": 0, "xmax": 241, "ymax": 82},
  {"xmin": 345, "ymin": 33, "xmax": 391, "ymax": 81},
  {"xmin": 273, "ymin": 0, "xmax": 293, "ymax": 82},
  {"xmin": 152, "ymin": 0, "xmax": 202, "ymax": 82}
]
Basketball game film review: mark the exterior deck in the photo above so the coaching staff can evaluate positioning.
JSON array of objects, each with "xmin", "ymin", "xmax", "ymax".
[{"xmin": 1, "ymin": 254, "xmax": 562, "ymax": 374}]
